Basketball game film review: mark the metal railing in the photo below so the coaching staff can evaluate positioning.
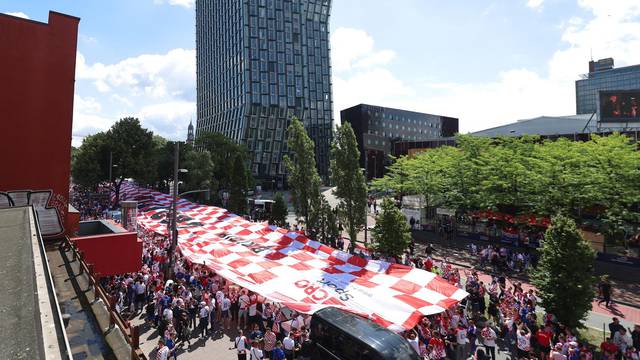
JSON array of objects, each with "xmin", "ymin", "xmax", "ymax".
[{"xmin": 63, "ymin": 236, "xmax": 147, "ymax": 360}]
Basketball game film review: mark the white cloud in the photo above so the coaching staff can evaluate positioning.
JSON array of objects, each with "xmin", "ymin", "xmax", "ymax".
[
  {"xmin": 153, "ymin": 0, "xmax": 194, "ymax": 9},
  {"xmin": 73, "ymin": 49, "xmax": 196, "ymax": 144},
  {"xmin": 4, "ymin": 11, "xmax": 29, "ymax": 19},
  {"xmin": 526, "ymin": 0, "xmax": 544, "ymax": 10},
  {"xmin": 76, "ymin": 49, "xmax": 196, "ymax": 100},
  {"xmin": 72, "ymin": 95, "xmax": 114, "ymax": 146},
  {"xmin": 330, "ymin": 1, "xmax": 640, "ymax": 133},
  {"xmin": 79, "ymin": 33, "xmax": 97, "ymax": 45},
  {"xmin": 136, "ymin": 101, "xmax": 196, "ymax": 141},
  {"xmin": 331, "ymin": 28, "xmax": 396, "ymax": 72}
]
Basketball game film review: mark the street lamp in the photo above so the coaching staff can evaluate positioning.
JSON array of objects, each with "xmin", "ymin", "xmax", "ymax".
[
  {"xmin": 165, "ymin": 141, "xmax": 211, "ymax": 280},
  {"xmin": 108, "ymin": 151, "xmax": 118, "ymax": 207}
]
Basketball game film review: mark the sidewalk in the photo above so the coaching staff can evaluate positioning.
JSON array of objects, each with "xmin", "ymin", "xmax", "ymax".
[{"xmin": 410, "ymin": 230, "xmax": 640, "ymax": 309}]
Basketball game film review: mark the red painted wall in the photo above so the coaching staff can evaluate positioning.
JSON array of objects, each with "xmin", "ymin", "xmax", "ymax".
[
  {"xmin": 72, "ymin": 232, "xmax": 143, "ymax": 277},
  {"xmin": 0, "ymin": 11, "xmax": 79, "ymax": 238}
]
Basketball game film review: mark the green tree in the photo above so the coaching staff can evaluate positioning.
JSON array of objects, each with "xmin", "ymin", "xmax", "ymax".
[
  {"xmin": 72, "ymin": 132, "xmax": 110, "ymax": 189},
  {"xmin": 196, "ymin": 131, "xmax": 253, "ymax": 205},
  {"xmin": 531, "ymin": 214, "xmax": 596, "ymax": 328},
  {"xmin": 182, "ymin": 149, "xmax": 214, "ymax": 202},
  {"xmin": 269, "ymin": 192, "xmax": 289, "ymax": 227},
  {"xmin": 72, "ymin": 117, "xmax": 157, "ymax": 206},
  {"xmin": 284, "ymin": 117, "xmax": 322, "ymax": 225},
  {"xmin": 228, "ymin": 152, "xmax": 248, "ymax": 214},
  {"xmin": 330, "ymin": 123, "xmax": 367, "ymax": 251},
  {"xmin": 371, "ymin": 198, "xmax": 412, "ymax": 258}
]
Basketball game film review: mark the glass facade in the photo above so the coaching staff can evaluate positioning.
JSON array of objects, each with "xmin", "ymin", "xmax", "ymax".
[
  {"xmin": 340, "ymin": 104, "xmax": 458, "ymax": 179},
  {"xmin": 576, "ymin": 64, "xmax": 640, "ymax": 115},
  {"xmin": 196, "ymin": 0, "xmax": 333, "ymax": 180}
]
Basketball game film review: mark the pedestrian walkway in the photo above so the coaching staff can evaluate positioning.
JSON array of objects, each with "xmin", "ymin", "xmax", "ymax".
[
  {"xmin": 411, "ymin": 230, "xmax": 640, "ymax": 308},
  {"xmin": 410, "ymin": 239, "xmax": 640, "ymax": 330}
]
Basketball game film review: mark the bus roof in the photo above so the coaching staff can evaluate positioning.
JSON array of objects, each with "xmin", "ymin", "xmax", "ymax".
[{"xmin": 312, "ymin": 307, "xmax": 419, "ymax": 360}]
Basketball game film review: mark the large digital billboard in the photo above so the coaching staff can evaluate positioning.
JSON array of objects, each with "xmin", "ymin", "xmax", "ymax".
[{"xmin": 599, "ymin": 90, "xmax": 640, "ymax": 122}]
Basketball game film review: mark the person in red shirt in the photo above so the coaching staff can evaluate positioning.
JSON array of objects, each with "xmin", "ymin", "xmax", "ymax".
[
  {"xmin": 424, "ymin": 257, "xmax": 434, "ymax": 272},
  {"xmin": 536, "ymin": 328, "xmax": 552, "ymax": 355},
  {"xmin": 600, "ymin": 337, "xmax": 618, "ymax": 358},
  {"xmin": 429, "ymin": 332, "xmax": 446, "ymax": 360}
]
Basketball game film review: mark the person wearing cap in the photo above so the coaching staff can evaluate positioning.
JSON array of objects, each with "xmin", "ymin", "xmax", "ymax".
[{"xmin": 565, "ymin": 341, "xmax": 578, "ymax": 360}]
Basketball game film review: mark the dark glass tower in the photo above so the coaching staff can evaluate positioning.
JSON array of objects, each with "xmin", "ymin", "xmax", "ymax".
[{"xmin": 196, "ymin": 0, "xmax": 333, "ymax": 181}]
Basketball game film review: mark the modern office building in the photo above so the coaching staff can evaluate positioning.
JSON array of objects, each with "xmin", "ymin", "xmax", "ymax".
[
  {"xmin": 340, "ymin": 104, "xmax": 458, "ymax": 179},
  {"xmin": 576, "ymin": 58, "xmax": 640, "ymax": 114},
  {"xmin": 195, "ymin": 0, "xmax": 333, "ymax": 183}
]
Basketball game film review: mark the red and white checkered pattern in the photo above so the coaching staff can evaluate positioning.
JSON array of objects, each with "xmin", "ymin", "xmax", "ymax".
[{"xmin": 120, "ymin": 182, "xmax": 467, "ymax": 332}]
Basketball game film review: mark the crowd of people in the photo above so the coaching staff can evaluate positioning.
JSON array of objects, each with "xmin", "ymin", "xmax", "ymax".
[
  {"xmin": 99, "ymin": 227, "xmax": 318, "ymax": 360},
  {"xmin": 70, "ymin": 187, "xmax": 639, "ymax": 360},
  {"xmin": 398, "ymin": 262, "xmax": 639, "ymax": 360},
  {"xmin": 70, "ymin": 184, "xmax": 113, "ymax": 221}
]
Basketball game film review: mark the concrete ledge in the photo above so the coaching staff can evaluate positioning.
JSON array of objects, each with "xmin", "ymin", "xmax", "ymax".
[{"xmin": 60, "ymin": 248, "xmax": 134, "ymax": 359}]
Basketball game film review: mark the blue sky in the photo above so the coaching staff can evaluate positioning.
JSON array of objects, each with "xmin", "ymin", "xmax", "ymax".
[{"xmin": 2, "ymin": 0, "xmax": 640, "ymax": 145}]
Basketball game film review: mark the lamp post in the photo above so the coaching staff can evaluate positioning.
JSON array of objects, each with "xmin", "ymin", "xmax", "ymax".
[
  {"xmin": 165, "ymin": 141, "xmax": 212, "ymax": 280},
  {"xmin": 363, "ymin": 150, "xmax": 368, "ymax": 244},
  {"xmin": 108, "ymin": 151, "xmax": 118, "ymax": 207}
]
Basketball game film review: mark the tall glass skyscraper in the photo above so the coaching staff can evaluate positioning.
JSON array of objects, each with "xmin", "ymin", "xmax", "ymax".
[
  {"xmin": 196, "ymin": 0, "xmax": 333, "ymax": 182},
  {"xmin": 575, "ymin": 58, "xmax": 640, "ymax": 114}
]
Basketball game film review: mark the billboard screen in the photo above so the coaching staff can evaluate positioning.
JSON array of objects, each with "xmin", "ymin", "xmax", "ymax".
[{"xmin": 599, "ymin": 90, "xmax": 640, "ymax": 122}]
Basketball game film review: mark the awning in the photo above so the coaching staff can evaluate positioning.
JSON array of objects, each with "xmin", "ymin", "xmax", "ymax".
[{"xmin": 120, "ymin": 182, "xmax": 467, "ymax": 332}]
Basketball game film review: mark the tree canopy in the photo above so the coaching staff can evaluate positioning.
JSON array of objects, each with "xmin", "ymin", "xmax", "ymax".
[
  {"xmin": 72, "ymin": 120, "xmax": 251, "ymax": 209},
  {"xmin": 373, "ymin": 133, "xmax": 640, "ymax": 239},
  {"xmin": 72, "ymin": 117, "xmax": 156, "ymax": 205}
]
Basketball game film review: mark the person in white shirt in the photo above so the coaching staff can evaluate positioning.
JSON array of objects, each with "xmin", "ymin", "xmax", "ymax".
[
  {"xmin": 155, "ymin": 339, "xmax": 169, "ymax": 360},
  {"xmin": 516, "ymin": 325, "xmax": 531, "ymax": 359},
  {"xmin": 215, "ymin": 290, "xmax": 224, "ymax": 321},
  {"xmin": 221, "ymin": 295, "xmax": 232, "ymax": 330},
  {"xmin": 134, "ymin": 280, "xmax": 146, "ymax": 312},
  {"xmin": 249, "ymin": 339, "xmax": 264, "ymax": 360},
  {"xmin": 162, "ymin": 307, "xmax": 173, "ymax": 322},
  {"xmin": 283, "ymin": 332, "xmax": 296, "ymax": 359},
  {"xmin": 231, "ymin": 329, "xmax": 248, "ymax": 360},
  {"xmin": 208, "ymin": 297, "xmax": 216, "ymax": 333},
  {"xmin": 481, "ymin": 325, "xmax": 497, "ymax": 360},
  {"xmin": 198, "ymin": 303, "xmax": 209, "ymax": 338},
  {"xmin": 614, "ymin": 328, "xmax": 632, "ymax": 353},
  {"xmin": 406, "ymin": 331, "xmax": 420, "ymax": 354},
  {"xmin": 456, "ymin": 323, "xmax": 469, "ymax": 360},
  {"xmin": 238, "ymin": 292, "xmax": 250, "ymax": 329}
]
